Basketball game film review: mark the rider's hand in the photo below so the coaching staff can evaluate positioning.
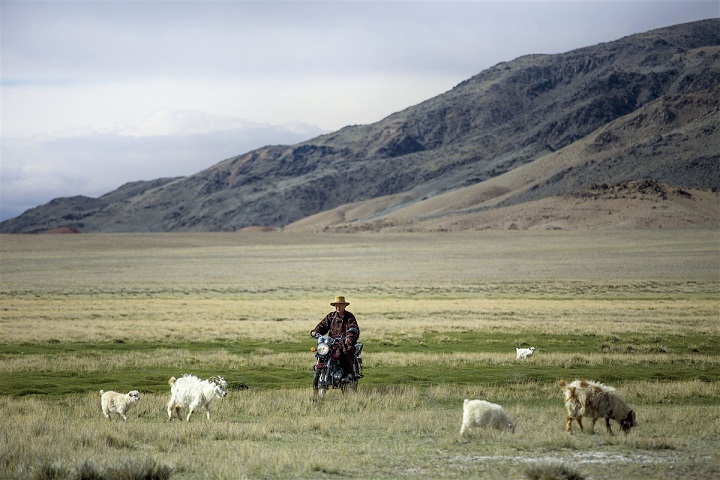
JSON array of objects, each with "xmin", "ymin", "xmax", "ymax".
[{"xmin": 310, "ymin": 330, "xmax": 316, "ymax": 337}]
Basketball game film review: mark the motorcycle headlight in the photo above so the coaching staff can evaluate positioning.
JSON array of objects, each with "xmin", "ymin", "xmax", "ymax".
[{"xmin": 316, "ymin": 343, "xmax": 330, "ymax": 355}]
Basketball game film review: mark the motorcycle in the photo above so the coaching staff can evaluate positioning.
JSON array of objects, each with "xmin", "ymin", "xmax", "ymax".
[{"xmin": 311, "ymin": 331, "xmax": 363, "ymax": 396}]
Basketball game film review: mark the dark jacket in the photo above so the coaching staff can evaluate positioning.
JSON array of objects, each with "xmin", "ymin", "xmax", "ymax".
[{"xmin": 313, "ymin": 310, "xmax": 359, "ymax": 345}]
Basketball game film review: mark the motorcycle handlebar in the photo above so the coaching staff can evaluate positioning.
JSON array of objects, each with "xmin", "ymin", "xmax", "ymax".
[
  {"xmin": 312, "ymin": 332, "xmax": 330, "ymax": 339},
  {"xmin": 314, "ymin": 333, "xmax": 346, "ymax": 342}
]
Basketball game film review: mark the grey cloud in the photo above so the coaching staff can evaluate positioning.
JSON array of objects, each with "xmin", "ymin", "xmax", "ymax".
[
  {"xmin": 8, "ymin": 1, "xmax": 717, "ymax": 82},
  {"xmin": 2, "ymin": 0, "xmax": 718, "ymax": 222}
]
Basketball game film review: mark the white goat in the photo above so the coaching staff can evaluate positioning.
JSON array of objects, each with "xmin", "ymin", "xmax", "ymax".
[
  {"xmin": 167, "ymin": 374, "xmax": 228, "ymax": 421},
  {"xmin": 559, "ymin": 379, "xmax": 636, "ymax": 435},
  {"xmin": 100, "ymin": 389, "xmax": 140, "ymax": 421},
  {"xmin": 516, "ymin": 346, "xmax": 536, "ymax": 359},
  {"xmin": 460, "ymin": 399, "xmax": 516, "ymax": 437}
]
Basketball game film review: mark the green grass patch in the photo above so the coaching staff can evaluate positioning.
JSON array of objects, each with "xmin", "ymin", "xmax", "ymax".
[
  {"xmin": 2, "ymin": 331, "xmax": 716, "ymax": 356},
  {"xmin": 1, "ymin": 333, "xmax": 718, "ymax": 397}
]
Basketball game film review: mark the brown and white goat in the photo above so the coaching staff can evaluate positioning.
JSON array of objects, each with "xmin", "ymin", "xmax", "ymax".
[{"xmin": 559, "ymin": 379, "xmax": 636, "ymax": 435}]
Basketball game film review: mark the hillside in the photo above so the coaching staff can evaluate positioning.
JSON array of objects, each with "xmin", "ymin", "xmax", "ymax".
[
  {"xmin": 2, "ymin": 19, "xmax": 718, "ymax": 233},
  {"xmin": 287, "ymin": 87, "xmax": 720, "ymax": 232}
]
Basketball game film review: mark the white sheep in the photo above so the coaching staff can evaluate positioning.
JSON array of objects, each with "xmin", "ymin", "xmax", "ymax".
[
  {"xmin": 559, "ymin": 379, "xmax": 636, "ymax": 434},
  {"xmin": 460, "ymin": 399, "xmax": 516, "ymax": 437},
  {"xmin": 100, "ymin": 389, "xmax": 140, "ymax": 421},
  {"xmin": 167, "ymin": 374, "xmax": 228, "ymax": 421},
  {"xmin": 516, "ymin": 346, "xmax": 536, "ymax": 359}
]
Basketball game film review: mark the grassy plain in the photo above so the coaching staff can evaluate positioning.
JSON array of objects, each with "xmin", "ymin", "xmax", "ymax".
[{"xmin": 0, "ymin": 230, "xmax": 718, "ymax": 479}]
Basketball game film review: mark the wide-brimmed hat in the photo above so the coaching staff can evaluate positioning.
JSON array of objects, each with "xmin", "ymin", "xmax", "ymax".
[{"xmin": 330, "ymin": 296, "xmax": 349, "ymax": 306}]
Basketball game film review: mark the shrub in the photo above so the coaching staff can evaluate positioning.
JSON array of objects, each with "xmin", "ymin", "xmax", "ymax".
[
  {"xmin": 105, "ymin": 459, "xmax": 173, "ymax": 480},
  {"xmin": 77, "ymin": 460, "xmax": 103, "ymax": 480},
  {"xmin": 525, "ymin": 462, "xmax": 585, "ymax": 480},
  {"xmin": 32, "ymin": 462, "xmax": 72, "ymax": 480}
]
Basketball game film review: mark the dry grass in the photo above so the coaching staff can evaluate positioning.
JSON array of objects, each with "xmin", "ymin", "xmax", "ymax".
[
  {"xmin": 0, "ymin": 386, "xmax": 718, "ymax": 479},
  {"xmin": 2, "ymin": 230, "xmax": 717, "ymax": 343},
  {"xmin": 0, "ymin": 230, "xmax": 718, "ymax": 479},
  {"xmin": 1, "ymin": 297, "xmax": 717, "ymax": 344}
]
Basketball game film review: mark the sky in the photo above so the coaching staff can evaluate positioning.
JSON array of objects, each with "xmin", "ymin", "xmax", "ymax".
[{"xmin": 1, "ymin": 1, "xmax": 718, "ymax": 222}]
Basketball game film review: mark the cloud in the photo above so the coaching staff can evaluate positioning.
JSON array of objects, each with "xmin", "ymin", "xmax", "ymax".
[
  {"xmin": 2, "ymin": 0, "xmax": 718, "ymax": 222},
  {"xmin": 126, "ymin": 110, "xmax": 260, "ymax": 137}
]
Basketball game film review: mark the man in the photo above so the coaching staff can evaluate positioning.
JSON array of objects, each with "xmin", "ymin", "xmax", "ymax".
[{"xmin": 310, "ymin": 295, "xmax": 360, "ymax": 381}]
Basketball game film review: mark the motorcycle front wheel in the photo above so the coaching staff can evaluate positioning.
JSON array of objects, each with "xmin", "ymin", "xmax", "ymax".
[{"xmin": 313, "ymin": 368, "xmax": 328, "ymax": 397}]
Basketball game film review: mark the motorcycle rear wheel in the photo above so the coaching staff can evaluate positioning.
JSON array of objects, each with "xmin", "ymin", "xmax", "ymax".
[{"xmin": 340, "ymin": 378, "xmax": 358, "ymax": 393}]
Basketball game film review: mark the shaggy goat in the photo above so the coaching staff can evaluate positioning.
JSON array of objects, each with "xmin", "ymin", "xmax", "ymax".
[
  {"xmin": 460, "ymin": 399, "xmax": 516, "ymax": 437},
  {"xmin": 559, "ymin": 379, "xmax": 636, "ymax": 435},
  {"xmin": 167, "ymin": 374, "xmax": 228, "ymax": 421},
  {"xmin": 100, "ymin": 389, "xmax": 140, "ymax": 421},
  {"xmin": 515, "ymin": 347, "xmax": 536, "ymax": 359}
]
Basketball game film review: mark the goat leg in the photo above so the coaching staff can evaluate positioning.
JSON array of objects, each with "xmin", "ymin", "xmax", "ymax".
[{"xmin": 605, "ymin": 417, "xmax": 615, "ymax": 435}]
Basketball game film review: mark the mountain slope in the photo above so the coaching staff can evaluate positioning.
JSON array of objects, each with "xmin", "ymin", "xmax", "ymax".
[
  {"xmin": 2, "ymin": 19, "xmax": 719, "ymax": 234},
  {"xmin": 287, "ymin": 87, "xmax": 719, "ymax": 231}
]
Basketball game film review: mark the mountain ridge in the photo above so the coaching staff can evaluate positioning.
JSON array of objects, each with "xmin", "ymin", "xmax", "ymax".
[{"xmin": 2, "ymin": 18, "xmax": 718, "ymax": 234}]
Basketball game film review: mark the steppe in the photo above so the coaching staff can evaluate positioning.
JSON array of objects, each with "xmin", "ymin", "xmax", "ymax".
[{"xmin": 0, "ymin": 230, "xmax": 718, "ymax": 479}]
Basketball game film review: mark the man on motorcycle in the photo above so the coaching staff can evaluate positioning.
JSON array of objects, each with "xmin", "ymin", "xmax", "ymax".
[{"xmin": 310, "ymin": 296, "xmax": 360, "ymax": 381}]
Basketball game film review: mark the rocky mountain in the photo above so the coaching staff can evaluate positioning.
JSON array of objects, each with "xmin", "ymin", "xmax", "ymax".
[{"xmin": 2, "ymin": 19, "xmax": 718, "ymax": 234}]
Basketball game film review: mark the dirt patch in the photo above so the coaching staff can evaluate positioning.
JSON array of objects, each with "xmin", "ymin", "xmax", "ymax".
[
  {"xmin": 576, "ymin": 180, "xmax": 696, "ymax": 201},
  {"xmin": 447, "ymin": 451, "xmax": 673, "ymax": 465},
  {"xmin": 236, "ymin": 226, "xmax": 278, "ymax": 232},
  {"xmin": 41, "ymin": 227, "xmax": 81, "ymax": 234}
]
